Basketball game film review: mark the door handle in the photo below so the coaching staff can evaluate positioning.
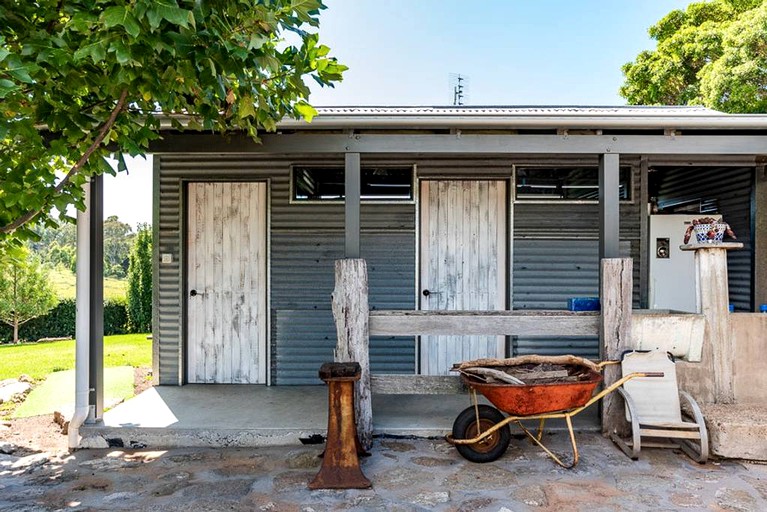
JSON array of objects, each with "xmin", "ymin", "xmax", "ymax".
[
  {"xmin": 190, "ymin": 289, "xmax": 204, "ymax": 297},
  {"xmin": 422, "ymin": 289, "xmax": 442, "ymax": 297}
]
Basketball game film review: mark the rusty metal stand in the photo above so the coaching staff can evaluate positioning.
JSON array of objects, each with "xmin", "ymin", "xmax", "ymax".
[{"xmin": 308, "ymin": 362, "xmax": 372, "ymax": 490}]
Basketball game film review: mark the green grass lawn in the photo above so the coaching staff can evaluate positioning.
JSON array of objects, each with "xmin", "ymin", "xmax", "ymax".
[
  {"xmin": 13, "ymin": 366, "xmax": 135, "ymax": 418},
  {"xmin": 49, "ymin": 267, "xmax": 127, "ymax": 300},
  {"xmin": 0, "ymin": 333, "xmax": 151, "ymax": 381}
]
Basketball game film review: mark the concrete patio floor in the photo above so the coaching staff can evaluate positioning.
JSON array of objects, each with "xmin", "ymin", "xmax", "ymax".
[{"xmin": 80, "ymin": 385, "xmax": 599, "ymax": 449}]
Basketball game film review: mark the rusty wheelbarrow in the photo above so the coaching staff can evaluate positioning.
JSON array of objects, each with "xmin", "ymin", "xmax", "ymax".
[{"xmin": 445, "ymin": 355, "xmax": 662, "ymax": 468}]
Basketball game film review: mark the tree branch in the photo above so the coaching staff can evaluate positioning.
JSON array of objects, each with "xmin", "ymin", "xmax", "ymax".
[{"xmin": 0, "ymin": 89, "xmax": 130, "ymax": 235}]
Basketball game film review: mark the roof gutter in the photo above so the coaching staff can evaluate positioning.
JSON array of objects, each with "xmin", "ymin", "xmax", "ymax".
[{"xmin": 273, "ymin": 114, "xmax": 767, "ymax": 131}]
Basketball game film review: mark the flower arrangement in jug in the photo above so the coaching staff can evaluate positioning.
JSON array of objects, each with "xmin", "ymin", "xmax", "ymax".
[{"xmin": 683, "ymin": 217, "xmax": 737, "ymax": 244}]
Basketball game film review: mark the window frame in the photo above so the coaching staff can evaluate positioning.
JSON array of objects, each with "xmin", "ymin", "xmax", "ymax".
[
  {"xmin": 289, "ymin": 164, "xmax": 417, "ymax": 204},
  {"xmin": 512, "ymin": 164, "xmax": 635, "ymax": 204}
]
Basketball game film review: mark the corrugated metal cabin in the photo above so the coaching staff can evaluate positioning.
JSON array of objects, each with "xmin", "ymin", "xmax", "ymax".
[{"xmin": 148, "ymin": 106, "xmax": 767, "ymax": 387}]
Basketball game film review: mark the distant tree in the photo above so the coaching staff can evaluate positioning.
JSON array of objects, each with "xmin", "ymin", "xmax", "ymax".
[
  {"xmin": 620, "ymin": 0, "xmax": 767, "ymax": 112},
  {"xmin": 103, "ymin": 216, "xmax": 134, "ymax": 278},
  {"xmin": 31, "ymin": 216, "xmax": 135, "ymax": 278},
  {"xmin": 47, "ymin": 242, "xmax": 76, "ymax": 273},
  {"xmin": 0, "ymin": 249, "xmax": 59, "ymax": 343},
  {"xmin": 127, "ymin": 225, "xmax": 152, "ymax": 333}
]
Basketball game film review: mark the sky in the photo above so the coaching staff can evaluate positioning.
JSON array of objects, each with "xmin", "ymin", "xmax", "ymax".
[{"xmin": 105, "ymin": 0, "xmax": 692, "ymax": 228}]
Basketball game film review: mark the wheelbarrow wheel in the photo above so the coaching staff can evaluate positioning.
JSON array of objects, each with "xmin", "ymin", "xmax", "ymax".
[{"xmin": 452, "ymin": 405, "xmax": 511, "ymax": 463}]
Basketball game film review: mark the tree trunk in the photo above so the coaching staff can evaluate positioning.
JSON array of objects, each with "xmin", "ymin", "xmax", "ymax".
[{"xmin": 13, "ymin": 317, "xmax": 19, "ymax": 344}]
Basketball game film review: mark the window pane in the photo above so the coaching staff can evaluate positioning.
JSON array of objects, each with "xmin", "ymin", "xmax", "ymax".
[
  {"xmin": 515, "ymin": 167, "xmax": 631, "ymax": 200},
  {"xmin": 293, "ymin": 167, "xmax": 412, "ymax": 201},
  {"xmin": 361, "ymin": 167, "xmax": 413, "ymax": 200}
]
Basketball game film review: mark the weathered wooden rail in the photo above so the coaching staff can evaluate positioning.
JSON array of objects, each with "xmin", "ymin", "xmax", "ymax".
[
  {"xmin": 369, "ymin": 310, "xmax": 600, "ymax": 337},
  {"xmin": 368, "ymin": 310, "xmax": 600, "ymax": 396}
]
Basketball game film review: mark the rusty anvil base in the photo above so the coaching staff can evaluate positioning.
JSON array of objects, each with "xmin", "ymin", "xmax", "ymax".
[{"xmin": 309, "ymin": 362, "xmax": 371, "ymax": 490}]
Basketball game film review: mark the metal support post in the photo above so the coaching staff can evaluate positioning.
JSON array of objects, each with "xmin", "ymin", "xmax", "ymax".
[
  {"xmin": 88, "ymin": 174, "xmax": 104, "ymax": 421},
  {"xmin": 345, "ymin": 152, "xmax": 361, "ymax": 258},
  {"xmin": 599, "ymin": 153, "xmax": 621, "ymax": 259}
]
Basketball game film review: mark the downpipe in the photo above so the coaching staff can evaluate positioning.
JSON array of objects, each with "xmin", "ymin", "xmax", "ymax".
[{"xmin": 69, "ymin": 181, "xmax": 91, "ymax": 450}]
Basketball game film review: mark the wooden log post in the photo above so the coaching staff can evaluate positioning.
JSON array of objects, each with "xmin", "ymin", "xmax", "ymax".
[
  {"xmin": 332, "ymin": 259, "xmax": 372, "ymax": 450},
  {"xmin": 600, "ymin": 258, "xmax": 633, "ymax": 437}
]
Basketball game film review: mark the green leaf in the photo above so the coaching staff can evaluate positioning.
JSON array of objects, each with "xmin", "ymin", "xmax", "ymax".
[
  {"xmin": 238, "ymin": 94, "xmax": 256, "ymax": 119},
  {"xmin": 0, "ymin": 78, "xmax": 16, "ymax": 98},
  {"xmin": 0, "ymin": 48, "xmax": 10, "ymax": 63},
  {"xmin": 102, "ymin": 6, "xmax": 141, "ymax": 38},
  {"xmin": 4, "ymin": 56, "xmax": 34, "ymax": 83},
  {"xmin": 294, "ymin": 101, "xmax": 317, "ymax": 122},
  {"xmin": 154, "ymin": 0, "xmax": 192, "ymax": 28}
]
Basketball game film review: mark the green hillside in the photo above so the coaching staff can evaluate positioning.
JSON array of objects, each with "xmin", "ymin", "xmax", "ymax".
[{"xmin": 49, "ymin": 267, "xmax": 128, "ymax": 300}]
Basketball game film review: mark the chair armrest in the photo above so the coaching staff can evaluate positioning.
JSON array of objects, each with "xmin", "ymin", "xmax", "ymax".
[{"xmin": 679, "ymin": 391, "xmax": 706, "ymax": 428}]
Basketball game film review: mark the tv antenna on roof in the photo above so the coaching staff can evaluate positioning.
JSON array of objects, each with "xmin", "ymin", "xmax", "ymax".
[{"xmin": 449, "ymin": 73, "xmax": 469, "ymax": 106}]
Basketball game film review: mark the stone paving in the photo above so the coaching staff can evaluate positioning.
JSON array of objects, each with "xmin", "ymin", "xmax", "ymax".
[{"xmin": 1, "ymin": 433, "xmax": 766, "ymax": 511}]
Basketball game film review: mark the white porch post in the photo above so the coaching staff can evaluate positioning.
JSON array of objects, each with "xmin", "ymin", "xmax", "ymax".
[{"xmin": 71, "ymin": 180, "xmax": 92, "ymax": 448}]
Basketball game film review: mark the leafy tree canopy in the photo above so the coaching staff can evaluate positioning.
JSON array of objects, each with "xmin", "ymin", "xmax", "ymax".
[
  {"xmin": 0, "ymin": 0, "xmax": 345, "ymax": 245},
  {"xmin": 620, "ymin": 0, "xmax": 767, "ymax": 112}
]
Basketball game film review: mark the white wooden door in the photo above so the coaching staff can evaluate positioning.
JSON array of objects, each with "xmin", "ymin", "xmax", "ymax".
[
  {"xmin": 187, "ymin": 182, "xmax": 267, "ymax": 384},
  {"xmin": 419, "ymin": 180, "xmax": 507, "ymax": 375}
]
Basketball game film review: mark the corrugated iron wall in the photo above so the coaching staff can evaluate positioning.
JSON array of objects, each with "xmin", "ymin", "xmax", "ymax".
[
  {"xmin": 156, "ymin": 155, "xmax": 643, "ymax": 384},
  {"xmin": 654, "ymin": 166, "xmax": 754, "ymax": 310},
  {"xmin": 511, "ymin": 164, "xmax": 641, "ymax": 359}
]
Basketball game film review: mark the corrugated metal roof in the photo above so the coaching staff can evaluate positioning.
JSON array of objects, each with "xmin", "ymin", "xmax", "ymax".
[{"xmin": 310, "ymin": 105, "xmax": 721, "ymax": 117}]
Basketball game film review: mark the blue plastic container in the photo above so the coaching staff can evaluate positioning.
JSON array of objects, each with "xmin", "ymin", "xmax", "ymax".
[
  {"xmin": 568, "ymin": 297, "xmax": 601, "ymax": 312},
  {"xmin": 760, "ymin": 304, "xmax": 767, "ymax": 313}
]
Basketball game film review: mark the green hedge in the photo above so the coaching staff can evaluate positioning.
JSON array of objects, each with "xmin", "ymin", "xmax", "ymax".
[{"xmin": 0, "ymin": 298, "xmax": 130, "ymax": 343}]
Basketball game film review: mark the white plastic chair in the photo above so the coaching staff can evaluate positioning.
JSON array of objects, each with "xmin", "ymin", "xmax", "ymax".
[{"xmin": 610, "ymin": 350, "xmax": 708, "ymax": 463}]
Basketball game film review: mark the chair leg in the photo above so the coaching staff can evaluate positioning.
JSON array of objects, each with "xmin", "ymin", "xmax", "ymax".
[
  {"xmin": 679, "ymin": 391, "xmax": 709, "ymax": 464},
  {"xmin": 609, "ymin": 387, "xmax": 641, "ymax": 460}
]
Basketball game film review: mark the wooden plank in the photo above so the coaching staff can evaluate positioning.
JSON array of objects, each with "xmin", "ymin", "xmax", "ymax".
[
  {"xmin": 254, "ymin": 182, "xmax": 267, "ymax": 384},
  {"xmin": 187, "ymin": 183, "xmax": 199, "ymax": 383},
  {"xmin": 212, "ymin": 182, "xmax": 225, "ymax": 382},
  {"xmin": 371, "ymin": 375, "xmax": 466, "ymax": 395},
  {"xmin": 464, "ymin": 181, "xmax": 477, "ymax": 360},
  {"xmin": 332, "ymin": 258, "xmax": 372, "ymax": 450},
  {"xmin": 638, "ymin": 429, "xmax": 702, "ymax": 440},
  {"xmin": 241, "ymin": 182, "xmax": 254, "ymax": 383},
  {"xmin": 221, "ymin": 183, "xmax": 233, "ymax": 383},
  {"xmin": 229, "ymin": 183, "xmax": 242, "ymax": 382},
  {"xmin": 369, "ymin": 311, "xmax": 599, "ymax": 336},
  {"xmin": 600, "ymin": 258, "xmax": 633, "ymax": 437}
]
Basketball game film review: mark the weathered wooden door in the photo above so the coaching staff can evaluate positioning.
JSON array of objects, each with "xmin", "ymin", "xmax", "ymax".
[
  {"xmin": 187, "ymin": 182, "xmax": 267, "ymax": 384},
  {"xmin": 419, "ymin": 180, "xmax": 507, "ymax": 375}
]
